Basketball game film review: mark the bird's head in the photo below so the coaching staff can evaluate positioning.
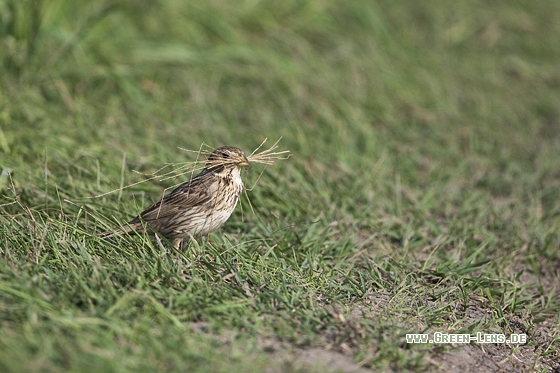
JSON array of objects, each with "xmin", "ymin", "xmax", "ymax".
[{"xmin": 205, "ymin": 146, "xmax": 249, "ymax": 172}]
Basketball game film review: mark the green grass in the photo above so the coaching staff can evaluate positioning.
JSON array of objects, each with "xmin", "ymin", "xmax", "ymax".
[{"xmin": 1, "ymin": 0, "xmax": 560, "ymax": 372}]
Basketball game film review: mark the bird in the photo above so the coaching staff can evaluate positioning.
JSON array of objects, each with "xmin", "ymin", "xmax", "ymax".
[{"xmin": 100, "ymin": 146, "xmax": 249, "ymax": 249}]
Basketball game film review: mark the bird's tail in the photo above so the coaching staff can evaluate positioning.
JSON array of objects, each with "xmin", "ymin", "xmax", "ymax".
[
  {"xmin": 98, "ymin": 223, "xmax": 180, "ymax": 248},
  {"xmin": 97, "ymin": 223, "xmax": 143, "ymax": 239}
]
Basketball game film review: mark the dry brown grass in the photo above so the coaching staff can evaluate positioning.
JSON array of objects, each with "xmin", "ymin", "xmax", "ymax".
[{"xmin": 94, "ymin": 138, "xmax": 289, "ymax": 198}]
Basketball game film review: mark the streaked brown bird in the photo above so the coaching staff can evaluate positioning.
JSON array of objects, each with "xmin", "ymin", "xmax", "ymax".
[{"xmin": 100, "ymin": 146, "xmax": 249, "ymax": 249}]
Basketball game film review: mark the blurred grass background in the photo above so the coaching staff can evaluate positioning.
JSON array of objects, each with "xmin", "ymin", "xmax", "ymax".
[{"xmin": 1, "ymin": 0, "xmax": 559, "ymax": 371}]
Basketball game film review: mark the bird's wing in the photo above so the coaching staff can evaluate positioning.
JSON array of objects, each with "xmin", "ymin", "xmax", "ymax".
[{"xmin": 130, "ymin": 171, "xmax": 214, "ymax": 223}]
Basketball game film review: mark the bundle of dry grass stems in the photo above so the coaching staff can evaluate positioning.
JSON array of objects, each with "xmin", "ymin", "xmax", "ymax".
[
  {"xmin": 175, "ymin": 137, "xmax": 290, "ymax": 180},
  {"xmin": 97, "ymin": 138, "xmax": 290, "ymax": 198},
  {"xmin": 139, "ymin": 138, "xmax": 288, "ymax": 193}
]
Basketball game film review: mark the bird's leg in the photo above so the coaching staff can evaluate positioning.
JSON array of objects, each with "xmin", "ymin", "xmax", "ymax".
[
  {"xmin": 172, "ymin": 238, "xmax": 183, "ymax": 250},
  {"xmin": 155, "ymin": 234, "xmax": 167, "ymax": 251},
  {"xmin": 179, "ymin": 234, "xmax": 198, "ymax": 251}
]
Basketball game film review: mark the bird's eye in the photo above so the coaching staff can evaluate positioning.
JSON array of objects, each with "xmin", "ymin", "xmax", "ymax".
[{"xmin": 221, "ymin": 152, "xmax": 230, "ymax": 158}]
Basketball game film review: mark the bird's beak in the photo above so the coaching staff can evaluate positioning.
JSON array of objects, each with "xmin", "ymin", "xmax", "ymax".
[{"xmin": 237, "ymin": 155, "xmax": 250, "ymax": 167}]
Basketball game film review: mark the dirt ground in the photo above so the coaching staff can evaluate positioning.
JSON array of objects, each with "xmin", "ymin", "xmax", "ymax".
[
  {"xmin": 264, "ymin": 315, "xmax": 559, "ymax": 373},
  {"xmin": 191, "ymin": 286, "xmax": 560, "ymax": 373}
]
